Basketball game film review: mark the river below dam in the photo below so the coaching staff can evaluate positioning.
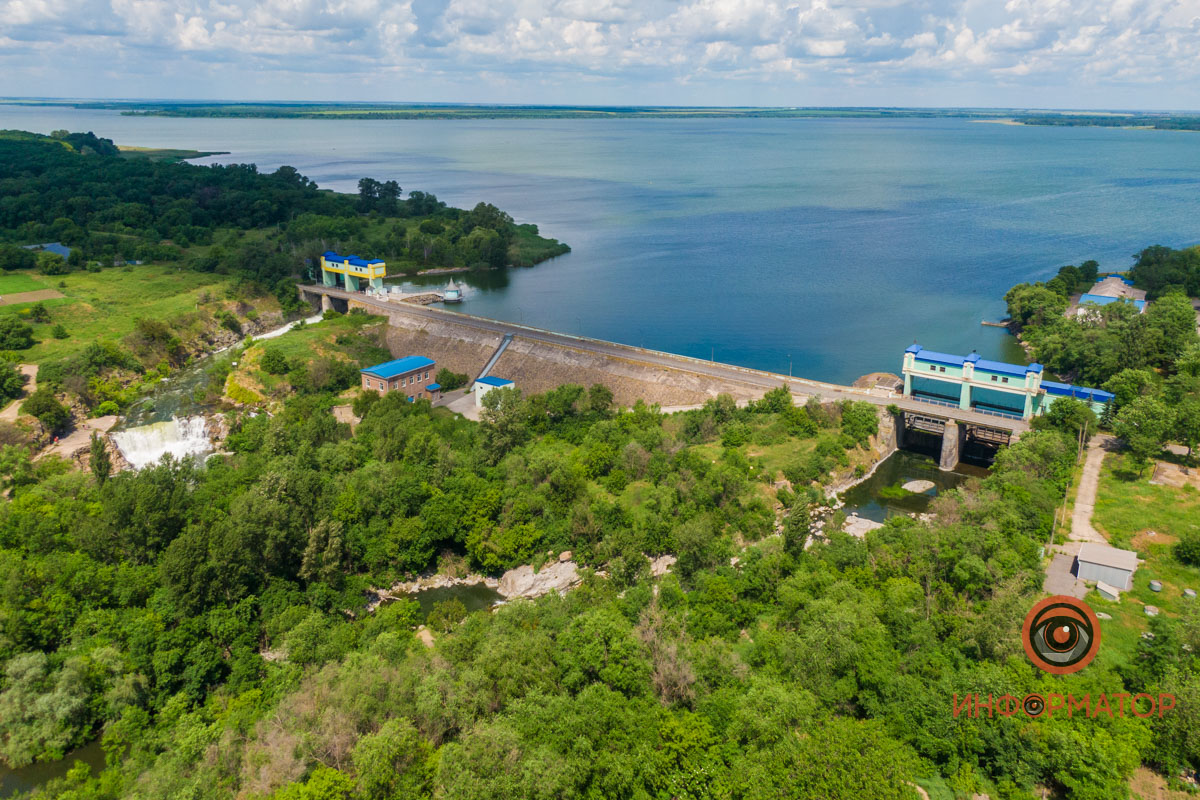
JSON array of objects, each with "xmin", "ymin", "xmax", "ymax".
[
  {"xmin": 4, "ymin": 105, "xmax": 1200, "ymax": 384},
  {"xmin": 107, "ymin": 314, "xmax": 322, "ymax": 469}
]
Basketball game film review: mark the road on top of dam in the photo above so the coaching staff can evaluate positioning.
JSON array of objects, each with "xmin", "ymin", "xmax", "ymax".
[{"xmin": 301, "ymin": 285, "xmax": 1028, "ymax": 434}]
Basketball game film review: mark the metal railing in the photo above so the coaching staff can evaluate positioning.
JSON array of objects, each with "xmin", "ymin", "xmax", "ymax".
[{"xmin": 906, "ymin": 395, "xmax": 1025, "ymax": 421}]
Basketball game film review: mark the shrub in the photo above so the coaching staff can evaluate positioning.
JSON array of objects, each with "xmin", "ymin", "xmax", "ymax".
[
  {"xmin": 0, "ymin": 361, "xmax": 25, "ymax": 401},
  {"xmin": 28, "ymin": 303, "xmax": 51, "ymax": 323},
  {"xmin": 94, "ymin": 400, "xmax": 119, "ymax": 416},
  {"xmin": 1176, "ymin": 532, "xmax": 1200, "ymax": 566},
  {"xmin": 21, "ymin": 388, "xmax": 71, "ymax": 433},
  {"xmin": 51, "ymin": 324, "xmax": 68, "ymax": 339},
  {"xmin": 435, "ymin": 367, "xmax": 469, "ymax": 392},
  {"xmin": 0, "ymin": 316, "xmax": 34, "ymax": 350},
  {"xmin": 260, "ymin": 348, "xmax": 290, "ymax": 375},
  {"xmin": 215, "ymin": 309, "xmax": 242, "ymax": 335}
]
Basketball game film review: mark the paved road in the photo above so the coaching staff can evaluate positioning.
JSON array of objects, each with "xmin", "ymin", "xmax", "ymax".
[
  {"xmin": 1070, "ymin": 434, "xmax": 1116, "ymax": 544},
  {"xmin": 305, "ymin": 286, "xmax": 1028, "ymax": 433}
]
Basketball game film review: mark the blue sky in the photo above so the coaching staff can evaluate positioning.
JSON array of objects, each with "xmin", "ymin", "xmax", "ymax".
[{"xmin": 1, "ymin": 0, "xmax": 1198, "ymax": 108}]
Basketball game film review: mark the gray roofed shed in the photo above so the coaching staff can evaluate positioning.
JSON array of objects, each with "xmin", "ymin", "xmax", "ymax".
[{"xmin": 1076, "ymin": 543, "xmax": 1138, "ymax": 591}]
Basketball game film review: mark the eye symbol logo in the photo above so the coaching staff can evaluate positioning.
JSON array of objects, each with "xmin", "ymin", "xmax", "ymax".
[{"xmin": 1022, "ymin": 595, "xmax": 1101, "ymax": 675}]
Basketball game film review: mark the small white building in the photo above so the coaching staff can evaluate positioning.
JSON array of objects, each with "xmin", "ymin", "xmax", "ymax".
[
  {"xmin": 474, "ymin": 376, "xmax": 515, "ymax": 407},
  {"xmin": 1076, "ymin": 543, "xmax": 1139, "ymax": 591}
]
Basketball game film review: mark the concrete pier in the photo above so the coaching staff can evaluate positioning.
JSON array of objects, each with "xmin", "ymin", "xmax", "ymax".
[{"xmin": 939, "ymin": 421, "xmax": 961, "ymax": 471}]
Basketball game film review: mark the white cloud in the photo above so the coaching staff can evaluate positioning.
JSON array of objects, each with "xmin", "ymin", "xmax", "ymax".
[{"xmin": 0, "ymin": 0, "xmax": 1196, "ymax": 104}]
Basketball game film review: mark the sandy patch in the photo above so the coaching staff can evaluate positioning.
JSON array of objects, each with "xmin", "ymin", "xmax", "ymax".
[{"xmin": 0, "ymin": 289, "xmax": 65, "ymax": 305}]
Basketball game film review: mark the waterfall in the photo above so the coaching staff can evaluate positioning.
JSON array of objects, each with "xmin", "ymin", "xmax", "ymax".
[{"xmin": 110, "ymin": 416, "xmax": 212, "ymax": 470}]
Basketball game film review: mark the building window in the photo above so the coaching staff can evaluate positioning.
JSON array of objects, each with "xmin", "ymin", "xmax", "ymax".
[
  {"xmin": 929, "ymin": 365, "xmax": 936, "ymax": 372},
  {"xmin": 424, "ymin": 372, "xmax": 429, "ymax": 380},
  {"xmin": 939, "ymin": 366, "xmax": 946, "ymax": 373},
  {"xmin": 1002, "ymin": 377, "xmax": 1009, "ymax": 384},
  {"xmin": 403, "ymin": 377, "xmax": 408, "ymax": 387},
  {"xmin": 991, "ymin": 375, "xmax": 998, "ymax": 382}
]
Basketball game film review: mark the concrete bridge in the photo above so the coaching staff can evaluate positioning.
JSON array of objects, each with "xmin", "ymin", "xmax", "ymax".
[{"xmin": 300, "ymin": 285, "xmax": 1026, "ymax": 466}]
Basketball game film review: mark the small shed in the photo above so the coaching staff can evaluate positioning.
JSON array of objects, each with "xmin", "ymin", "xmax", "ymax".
[
  {"xmin": 1076, "ymin": 543, "xmax": 1139, "ymax": 591},
  {"xmin": 474, "ymin": 376, "xmax": 514, "ymax": 407}
]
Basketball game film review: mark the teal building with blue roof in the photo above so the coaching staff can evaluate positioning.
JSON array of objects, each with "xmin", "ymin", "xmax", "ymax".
[
  {"xmin": 902, "ymin": 344, "xmax": 1112, "ymax": 420},
  {"xmin": 321, "ymin": 251, "xmax": 386, "ymax": 292}
]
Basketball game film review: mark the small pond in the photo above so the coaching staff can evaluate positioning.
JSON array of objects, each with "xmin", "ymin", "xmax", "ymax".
[
  {"xmin": 839, "ymin": 450, "xmax": 988, "ymax": 523},
  {"xmin": 404, "ymin": 583, "xmax": 505, "ymax": 622},
  {"xmin": 0, "ymin": 739, "xmax": 105, "ymax": 799}
]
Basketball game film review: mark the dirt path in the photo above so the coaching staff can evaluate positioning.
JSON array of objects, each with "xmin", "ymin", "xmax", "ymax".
[
  {"xmin": 1070, "ymin": 434, "xmax": 1116, "ymax": 543},
  {"xmin": 37, "ymin": 415, "xmax": 118, "ymax": 462},
  {"xmin": 0, "ymin": 364, "xmax": 38, "ymax": 422},
  {"xmin": 0, "ymin": 289, "xmax": 64, "ymax": 306}
]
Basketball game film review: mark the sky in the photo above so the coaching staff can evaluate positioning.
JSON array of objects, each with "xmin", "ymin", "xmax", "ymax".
[{"xmin": 1, "ymin": 0, "xmax": 1198, "ymax": 109}]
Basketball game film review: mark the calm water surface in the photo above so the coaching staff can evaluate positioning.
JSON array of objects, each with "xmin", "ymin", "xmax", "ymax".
[{"xmin": 3, "ymin": 106, "xmax": 1198, "ymax": 383}]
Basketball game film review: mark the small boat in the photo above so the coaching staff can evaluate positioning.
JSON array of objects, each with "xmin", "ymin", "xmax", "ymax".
[{"xmin": 443, "ymin": 278, "xmax": 463, "ymax": 303}]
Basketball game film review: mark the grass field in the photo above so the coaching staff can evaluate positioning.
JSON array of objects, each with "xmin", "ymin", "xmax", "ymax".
[
  {"xmin": 0, "ymin": 267, "xmax": 235, "ymax": 363},
  {"xmin": 1087, "ymin": 452, "xmax": 1200, "ymax": 670},
  {"xmin": 0, "ymin": 273, "xmax": 50, "ymax": 294},
  {"xmin": 1094, "ymin": 453, "xmax": 1200, "ymax": 548}
]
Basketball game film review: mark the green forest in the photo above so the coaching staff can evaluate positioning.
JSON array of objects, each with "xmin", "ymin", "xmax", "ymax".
[
  {"xmin": 2, "ymin": 359, "xmax": 1199, "ymax": 799},
  {"xmin": 1004, "ymin": 247, "xmax": 1200, "ymax": 469},
  {"xmin": 0, "ymin": 129, "xmax": 568, "ymax": 284},
  {"xmin": 0, "ymin": 129, "xmax": 568, "ymax": 430},
  {"xmin": 4, "ymin": 130, "xmax": 1200, "ymax": 799}
]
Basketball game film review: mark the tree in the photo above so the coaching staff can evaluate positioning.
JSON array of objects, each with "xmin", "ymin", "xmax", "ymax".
[
  {"xmin": 89, "ymin": 432, "xmax": 111, "ymax": 486},
  {"xmin": 260, "ymin": 348, "xmax": 290, "ymax": 375},
  {"xmin": 0, "ymin": 244, "xmax": 36, "ymax": 270},
  {"xmin": 783, "ymin": 500, "xmax": 811, "ymax": 558},
  {"xmin": 479, "ymin": 386, "xmax": 527, "ymax": 464},
  {"xmin": 351, "ymin": 719, "xmax": 432, "ymax": 800},
  {"xmin": 1113, "ymin": 396, "xmax": 1171, "ymax": 473},
  {"xmin": 1032, "ymin": 397, "xmax": 1098, "ymax": 441},
  {"xmin": 0, "ymin": 316, "xmax": 34, "ymax": 350},
  {"xmin": 434, "ymin": 367, "xmax": 469, "ymax": 391},
  {"xmin": 1146, "ymin": 290, "xmax": 1200, "ymax": 366},
  {"xmin": 20, "ymin": 387, "xmax": 71, "ymax": 433},
  {"xmin": 0, "ymin": 360, "xmax": 25, "ymax": 401},
  {"xmin": 1175, "ymin": 398, "xmax": 1200, "ymax": 463}
]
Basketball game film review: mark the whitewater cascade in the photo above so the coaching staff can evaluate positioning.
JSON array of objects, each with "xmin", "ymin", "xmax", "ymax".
[{"xmin": 110, "ymin": 416, "xmax": 212, "ymax": 470}]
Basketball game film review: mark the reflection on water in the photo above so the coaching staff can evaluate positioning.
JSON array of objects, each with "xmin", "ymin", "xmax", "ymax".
[
  {"xmin": 839, "ymin": 450, "xmax": 986, "ymax": 523},
  {"xmin": 0, "ymin": 739, "xmax": 104, "ymax": 798},
  {"xmin": 405, "ymin": 583, "xmax": 504, "ymax": 622}
]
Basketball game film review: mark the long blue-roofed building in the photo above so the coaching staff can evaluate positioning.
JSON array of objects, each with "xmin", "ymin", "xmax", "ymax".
[
  {"xmin": 361, "ymin": 356, "xmax": 439, "ymax": 402},
  {"xmin": 902, "ymin": 344, "xmax": 1113, "ymax": 420}
]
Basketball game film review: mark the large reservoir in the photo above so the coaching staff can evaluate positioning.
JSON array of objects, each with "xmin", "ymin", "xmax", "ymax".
[{"xmin": 3, "ymin": 105, "xmax": 1197, "ymax": 384}]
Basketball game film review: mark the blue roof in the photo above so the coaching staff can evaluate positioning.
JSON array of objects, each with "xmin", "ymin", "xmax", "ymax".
[
  {"xmin": 1042, "ymin": 380, "xmax": 1115, "ymax": 402},
  {"xmin": 23, "ymin": 242, "xmax": 70, "ymax": 259},
  {"xmin": 1079, "ymin": 294, "xmax": 1146, "ymax": 311},
  {"xmin": 475, "ymin": 376, "xmax": 513, "ymax": 387},
  {"xmin": 426, "ymin": 383, "xmax": 441, "ymax": 391},
  {"xmin": 907, "ymin": 344, "xmax": 1041, "ymax": 375},
  {"xmin": 913, "ymin": 349, "xmax": 967, "ymax": 367},
  {"xmin": 976, "ymin": 358, "xmax": 1041, "ymax": 377},
  {"xmin": 361, "ymin": 356, "xmax": 435, "ymax": 379}
]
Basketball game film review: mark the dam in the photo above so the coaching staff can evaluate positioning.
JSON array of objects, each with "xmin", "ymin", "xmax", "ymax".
[{"xmin": 300, "ymin": 284, "xmax": 1036, "ymax": 469}]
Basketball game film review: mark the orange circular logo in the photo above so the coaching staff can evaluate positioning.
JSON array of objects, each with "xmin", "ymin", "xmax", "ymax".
[{"xmin": 1022, "ymin": 595, "xmax": 1101, "ymax": 674}]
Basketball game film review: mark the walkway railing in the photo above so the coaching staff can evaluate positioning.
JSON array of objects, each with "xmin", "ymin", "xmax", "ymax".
[{"xmin": 907, "ymin": 395, "xmax": 1026, "ymax": 421}]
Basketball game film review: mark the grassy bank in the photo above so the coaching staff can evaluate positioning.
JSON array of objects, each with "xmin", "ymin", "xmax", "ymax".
[{"xmin": 0, "ymin": 268, "xmax": 253, "ymax": 365}]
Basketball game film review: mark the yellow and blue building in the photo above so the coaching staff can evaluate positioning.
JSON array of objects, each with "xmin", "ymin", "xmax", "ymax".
[
  {"xmin": 321, "ymin": 251, "xmax": 386, "ymax": 292},
  {"xmin": 902, "ymin": 344, "xmax": 1113, "ymax": 420}
]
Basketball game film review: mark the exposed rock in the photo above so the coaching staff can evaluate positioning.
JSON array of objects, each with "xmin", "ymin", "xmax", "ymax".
[
  {"xmin": 558, "ymin": 550, "xmax": 573, "ymax": 562},
  {"xmin": 650, "ymin": 555, "xmax": 677, "ymax": 577},
  {"xmin": 902, "ymin": 479, "xmax": 936, "ymax": 493},
  {"xmin": 844, "ymin": 514, "xmax": 885, "ymax": 538},
  {"xmin": 416, "ymin": 626, "xmax": 435, "ymax": 648},
  {"xmin": 498, "ymin": 560, "xmax": 580, "ymax": 598}
]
